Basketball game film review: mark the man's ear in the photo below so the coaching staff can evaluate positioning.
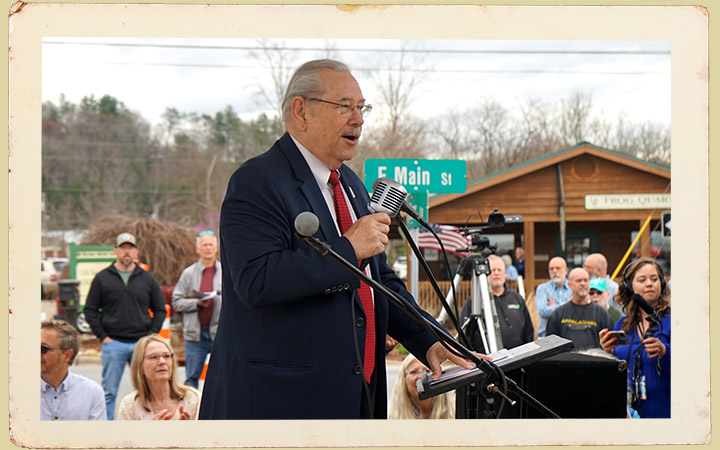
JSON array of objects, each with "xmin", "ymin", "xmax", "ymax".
[
  {"xmin": 290, "ymin": 96, "xmax": 309, "ymax": 132},
  {"xmin": 62, "ymin": 349, "xmax": 74, "ymax": 365}
]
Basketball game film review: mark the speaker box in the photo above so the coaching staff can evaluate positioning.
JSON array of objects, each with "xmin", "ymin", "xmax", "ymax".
[
  {"xmin": 455, "ymin": 351, "xmax": 627, "ymax": 419},
  {"xmin": 519, "ymin": 351, "xmax": 628, "ymax": 418}
]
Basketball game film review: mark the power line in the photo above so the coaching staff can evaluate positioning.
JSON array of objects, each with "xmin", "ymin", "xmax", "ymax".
[
  {"xmin": 44, "ymin": 40, "xmax": 669, "ymax": 75},
  {"xmin": 43, "ymin": 40, "xmax": 670, "ymax": 56},
  {"xmin": 99, "ymin": 61, "xmax": 666, "ymax": 76},
  {"xmin": 43, "ymin": 187, "xmax": 228, "ymax": 194}
]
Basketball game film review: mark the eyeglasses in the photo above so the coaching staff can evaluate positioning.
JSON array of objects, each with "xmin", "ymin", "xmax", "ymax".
[
  {"xmin": 307, "ymin": 98, "xmax": 372, "ymax": 117},
  {"xmin": 197, "ymin": 230, "xmax": 215, "ymax": 237},
  {"xmin": 589, "ymin": 289, "xmax": 604, "ymax": 296},
  {"xmin": 145, "ymin": 352, "xmax": 174, "ymax": 362},
  {"xmin": 41, "ymin": 344, "xmax": 61, "ymax": 355}
]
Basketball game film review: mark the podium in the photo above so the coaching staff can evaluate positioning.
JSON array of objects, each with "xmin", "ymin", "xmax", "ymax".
[
  {"xmin": 417, "ymin": 335, "xmax": 573, "ymax": 400},
  {"xmin": 417, "ymin": 335, "xmax": 576, "ymax": 418},
  {"xmin": 417, "ymin": 336, "xmax": 629, "ymax": 419}
]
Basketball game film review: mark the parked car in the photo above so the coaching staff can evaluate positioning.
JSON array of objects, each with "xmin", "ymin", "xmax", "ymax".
[
  {"xmin": 40, "ymin": 259, "xmax": 58, "ymax": 299},
  {"xmin": 49, "ymin": 257, "xmax": 69, "ymax": 275}
]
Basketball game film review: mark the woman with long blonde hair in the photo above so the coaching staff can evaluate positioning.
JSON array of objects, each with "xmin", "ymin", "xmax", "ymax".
[
  {"xmin": 388, "ymin": 355, "xmax": 454, "ymax": 419},
  {"xmin": 117, "ymin": 334, "xmax": 200, "ymax": 420}
]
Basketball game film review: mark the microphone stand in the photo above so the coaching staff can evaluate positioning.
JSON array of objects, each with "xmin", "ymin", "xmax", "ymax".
[
  {"xmin": 396, "ymin": 215, "xmax": 509, "ymax": 418},
  {"xmin": 297, "ymin": 232, "xmax": 561, "ymax": 418}
]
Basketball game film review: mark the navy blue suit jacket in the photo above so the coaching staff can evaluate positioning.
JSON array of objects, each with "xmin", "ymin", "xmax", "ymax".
[{"xmin": 199, "ymin": 133, "xmax": 440, "ymax": 419}]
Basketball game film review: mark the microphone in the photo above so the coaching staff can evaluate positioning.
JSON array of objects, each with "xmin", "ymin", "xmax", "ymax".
[
  {"xmin": 294, "ymin": 211, "xmax": 331, "ymax": 255},
  {"xmin": 294, "ymin": 211, "xmax": 320, "ymax": 237},
  {"xmin": 295, "ymin": 211, "xmax": 370, "ymax": 270},
  {"xmin": 369, "ymin": 178, "xmax": 430, "ymax": 228},
  {"xmin": 631, "ymin": 293, "xmax": 656, "ymax": 317},
  {"xmin": 369, "ymin": 178, "xmax": 408, "ymax": 216}
]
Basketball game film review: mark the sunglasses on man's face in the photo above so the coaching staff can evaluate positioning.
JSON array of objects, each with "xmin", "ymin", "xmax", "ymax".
[{"xmin": 41, "ymin": 344, "xmax": 62, "ymax": 355}]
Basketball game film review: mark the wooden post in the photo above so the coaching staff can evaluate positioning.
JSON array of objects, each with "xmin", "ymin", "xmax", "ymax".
[
  {"xmin": 524, "ymin": 221, "xmax": 535, "ymax": 297},
  {"xmin": 640, "ymin": 219, "xmax": 652, "ymax": 257}
]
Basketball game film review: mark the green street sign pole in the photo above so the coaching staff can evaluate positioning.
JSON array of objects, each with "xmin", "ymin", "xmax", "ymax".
[{"xmin": 406, "ymin": 192, "xmax": 429, "ymax": 228}]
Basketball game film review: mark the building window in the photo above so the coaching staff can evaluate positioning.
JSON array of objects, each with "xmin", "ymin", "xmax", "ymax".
[{"xmin": 556, "ymin": 229, "xmax": 600, "ymax": 269}]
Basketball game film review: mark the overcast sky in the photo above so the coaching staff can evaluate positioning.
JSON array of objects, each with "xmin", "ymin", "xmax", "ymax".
[{"xmin": 42, "ymin": 38, "xmax": 670, "ymax": 128}]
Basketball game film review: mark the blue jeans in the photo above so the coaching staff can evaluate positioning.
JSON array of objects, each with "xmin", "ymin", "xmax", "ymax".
[
  {"xmin": 184, "ymin": 327, "xmax": 213, "ymax": 389},
  {"xmin": 101, "ymin": 340, "xmax": 136, "ymax": 420}
]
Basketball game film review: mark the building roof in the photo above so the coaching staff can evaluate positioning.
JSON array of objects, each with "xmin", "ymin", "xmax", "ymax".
[{"xmin": 430, "ymin": 141, "xmax": 670, "ymax": 208}]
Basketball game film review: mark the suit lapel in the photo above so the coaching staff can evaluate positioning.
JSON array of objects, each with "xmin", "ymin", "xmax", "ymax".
[
  {"xmin": 277, "ymin": 133, "xmax": 338, "ymax": 242},
  {"xmin": 338, "ymin": 165, "xmax": 370, "ymax": 220}
]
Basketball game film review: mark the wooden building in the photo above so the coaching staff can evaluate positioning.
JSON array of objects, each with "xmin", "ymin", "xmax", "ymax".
[{"xmin": 426, "ymin": 142, "xmax": 671, "ymax": 295}]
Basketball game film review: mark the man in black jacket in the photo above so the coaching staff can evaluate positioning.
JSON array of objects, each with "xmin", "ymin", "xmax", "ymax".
[
  {"xmin": 460, "ymin": 254, "xmax": 535, "ymax": 353},
  {"xmin": 83, "ymin": 232, "xmax": 166, "ymax": 420}
]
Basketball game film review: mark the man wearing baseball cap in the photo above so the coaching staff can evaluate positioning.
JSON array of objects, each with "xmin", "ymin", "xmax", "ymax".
[
  {"xmin": 83, "ymin": 232, "xmax": 166, "ymax": 419},
  {"xmin": 589, "ymin": 277, "xmax": 622, "ymax": 324}
]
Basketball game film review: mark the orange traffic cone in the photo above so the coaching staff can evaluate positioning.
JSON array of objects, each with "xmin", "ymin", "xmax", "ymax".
[
  {"xmin": 159, "ymin": 304, "xmax": 171, "ymax": 340},
  {"xmin": 199, "ymin": 353, "xmax": 211, "ymax": 391}
]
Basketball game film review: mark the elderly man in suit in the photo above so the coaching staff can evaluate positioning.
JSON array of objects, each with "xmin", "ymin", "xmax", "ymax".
[{"xmin": 199, "ymin": 59, "xmax": 479, "ymax": 420}]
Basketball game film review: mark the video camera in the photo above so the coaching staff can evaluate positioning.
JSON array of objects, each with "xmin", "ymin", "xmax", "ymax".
[{"xmin": 457, "ymin": 209, "xmax": 522, "ymax": 255}]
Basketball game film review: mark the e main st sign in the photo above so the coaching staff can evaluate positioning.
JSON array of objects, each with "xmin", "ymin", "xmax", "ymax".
[{"xmin": 364, "ymin": 159, "xmax": 466, "ymax": 194}]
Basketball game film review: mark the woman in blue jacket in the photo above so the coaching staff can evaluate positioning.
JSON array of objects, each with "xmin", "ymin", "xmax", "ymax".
[{"xmin": 599, "ymin": 257, "xmax": 670, "ymax": 418}]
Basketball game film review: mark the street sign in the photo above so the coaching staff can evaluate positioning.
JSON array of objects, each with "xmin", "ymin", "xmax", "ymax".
[
  {"xmin": 364, "ymin": 159, "xmax": 466, "ymax": 194},
  {"xmin": 661, "ymin": 211, "xmax": 671, "ymax": 238},
  {"xmin": 69, "ymin": 243, "xmax": 116, "ymax": 306}
]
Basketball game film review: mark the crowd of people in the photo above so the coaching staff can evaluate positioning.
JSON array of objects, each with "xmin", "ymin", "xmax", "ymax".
[
  {"xmin": 533, "ymin": 253, "xmax": 671, "ymax": 418},
  {"xmin": 41, "ymin": 58, "xmax": 671, "ymax": 421}
]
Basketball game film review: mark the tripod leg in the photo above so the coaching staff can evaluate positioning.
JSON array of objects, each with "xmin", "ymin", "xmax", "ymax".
[{"xmin": 436, "ymin": 272, "xmax": 465, "ymax": 323}]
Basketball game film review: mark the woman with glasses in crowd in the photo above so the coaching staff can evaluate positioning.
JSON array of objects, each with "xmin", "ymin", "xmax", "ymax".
[
  {"xmin": 117, "ymin": 334, "xmax": 200, "ymax": 420},
  {"xmin": 599, "ymin": 257, "xmax": 671, "ymax": 418},
  {"xmin": 388, "ymin": 355, "xmax": 455, "ymax": 419}
]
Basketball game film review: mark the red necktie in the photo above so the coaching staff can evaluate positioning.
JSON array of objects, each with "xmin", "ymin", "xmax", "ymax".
[{"xmin": 328, "ymin": 171, "xmax": 375, "ymax": 383}]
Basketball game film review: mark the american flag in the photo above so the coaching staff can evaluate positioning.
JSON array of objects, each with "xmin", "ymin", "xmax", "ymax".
[{"xmin": 417, "ymin": 224, "xmax": 471, "ymax": 257}]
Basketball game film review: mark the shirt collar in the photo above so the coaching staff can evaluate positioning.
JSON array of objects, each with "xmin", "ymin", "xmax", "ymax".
[
  {"xmin": 290, "ymin": 134, "xmax": 333, "ymax": 191},
  {"xmin": 41, "ymin": 370, "xmax": 73, "ymax": 393}
]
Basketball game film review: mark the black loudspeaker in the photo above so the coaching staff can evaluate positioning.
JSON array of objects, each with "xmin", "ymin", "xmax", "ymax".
[{"xmin": 519, "ymin": 351, "xmax": 628, "ymax": 418}]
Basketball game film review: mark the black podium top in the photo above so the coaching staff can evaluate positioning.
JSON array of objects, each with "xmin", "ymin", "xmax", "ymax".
[{"xmin": 417, "ymin": 334, "xmax": 574, "ymax": 400}]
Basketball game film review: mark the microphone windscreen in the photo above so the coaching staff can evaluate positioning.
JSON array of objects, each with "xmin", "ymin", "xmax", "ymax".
[
  {"xmin": 631, "ymin": 293, "xmax": 656, "ymax": 316},
  {"xmin": 294, "ymin": 211, "xmax": 320, "ymax": 237},
  {"xmin": 369, "ymin": 178, "xmax": 407, "ymax": 216}
]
